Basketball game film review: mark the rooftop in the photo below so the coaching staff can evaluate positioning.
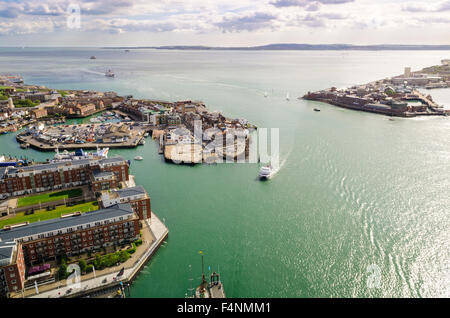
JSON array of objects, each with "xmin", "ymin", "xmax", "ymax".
[
  {"xmin": 1, "ymin": 156, "xmax": 127, "ymax": 178},
  {"xmin": 0, "ymin": 241, "xmax": 16, "ymax": 264},
  {"xmin": 0, "ymin": 203, "xmax": 134, "ymax": 243},
  {"xmin": 116, "ymin": 185, "xmax": 147, "ymax": 198},
  {"xmin": 102, "ymin": 185, "xmax": 147, "ymax": 201},
  {"xmin": 92, "ymin": 170, "xmax": 115, "ymax": 180}
]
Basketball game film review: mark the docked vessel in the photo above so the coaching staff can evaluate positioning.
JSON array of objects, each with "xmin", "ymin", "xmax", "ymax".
[
  {"xmin": 134, "ymin": 156, "xmax": 143, "ymax": 161},
  {"xmin": 286, "ymin": 92, "xmax": 290, "ymax": 101},
  {"xmin": 90, "ymin": 56, "xmax": 96, "ymax": 59},
  {"xmin": 52, "ymin": 147, "xmax": 109, "ymax": 162},
  {"xmin": 105, "ymin": 69, "xmax": 115, "ymax": 77},
  {"xmin": 259, "ymin": 164, "xmax": 274, "ymax": 180}
]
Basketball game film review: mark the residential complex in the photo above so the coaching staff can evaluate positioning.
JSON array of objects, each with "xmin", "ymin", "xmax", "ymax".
[
  {"xmin": 0, "ymin": 203, "xmax": 140, "ymax": 297},
  {"xmin": 0, "ymin": 152, "xmax": 159, "ymax": 297},
  {"xmin": 0, "ymin": 156, "xmax": 129, "ymax": 199}
]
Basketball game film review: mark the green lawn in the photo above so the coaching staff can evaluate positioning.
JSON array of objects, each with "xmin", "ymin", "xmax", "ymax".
[
  {"xmin": 17, "ymin": 188, "xmax": 83, "ymax": 208},
  {"xmin": 0, "ymin": 201, "xmax": 99, "ymax": 229}
]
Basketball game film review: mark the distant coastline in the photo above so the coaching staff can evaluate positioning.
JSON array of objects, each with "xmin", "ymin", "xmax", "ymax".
[{"xmin": 103, "ymin": 44, "xmax": 450, "ymax": 51}]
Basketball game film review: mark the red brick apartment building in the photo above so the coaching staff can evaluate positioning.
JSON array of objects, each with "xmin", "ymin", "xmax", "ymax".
[
  {"xmin": 0, "ymin": 203, "xmax": 140, "ymax": 298},
  {"xmin": 0, "ymin": 242, "xmax": 26, "ymax": 297},
  {"xmin": 0, "ymin": 156, "xmax": 129, "ymax": 198},
  {"xmin": 99, "ymin": 186, "xmax": 151, "ymax": 220}
]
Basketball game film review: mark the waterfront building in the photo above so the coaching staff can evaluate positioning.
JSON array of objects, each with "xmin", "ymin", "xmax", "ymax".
[
  {"xmin": 30, "ymin": 108, "xmax": 48, "ymax": 119},
  {"xmin": 90, "ymin": 170, "xmax": 118, "ymax": 192},
  {"xmin": 0, "ymin": 241, "xmax": 26, "ymax": 297},
  {"xmin": 99, "ymin": 185, "xmax": 151, "ymax": 220},
  {"xmin": 0, "ymin": 156, "xmax": 129, "ymax": 198},
  {"xmin": 0, "ymin": 203, "xmax": 140, "ymax": 297}
]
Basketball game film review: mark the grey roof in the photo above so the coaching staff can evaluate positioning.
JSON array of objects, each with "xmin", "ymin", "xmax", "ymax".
[
  {"xmin": 93, "ymin": 170, "xmax": 114, "ymax": 180},
  {"xmin": 0, "ymin": 167, "xmax": 7, "ymax": 180},
  {"xmin": 0, "ymin": 203, "xmax": 134, "ymax": 242},
  {"xmin": 0, "ymin": 241, "xmax": 15, "ymax": 262},
  {"xmin": 6, "ymin": 156, "xmax": 126, "ymax": 175},
  {"xmin": 116, "ymin": 185, "xmax": 147, "ymax": 198},
  {"xmin": 100, "ymin": 156, "xmax": 127, "ymax": 164}
]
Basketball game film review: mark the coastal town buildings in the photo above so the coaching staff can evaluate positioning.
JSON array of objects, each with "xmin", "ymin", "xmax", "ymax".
[
  {"xmin": 30, "ymin": 108, "xmax": 47, "ymax": 119},
  {"xmin": 303, "ymin": 62, "xmax": 450, "ymax": 117},
  {"xmin": 0, "ymin": 241, "xmax": 26, "ymax": 297},
  {"xmin": 0, "ymin": 203, "xmax": 140, "ymax": 297},
  {"xmin": 0, "ymin": 156, "xmax": 129, "ymax": 198}
]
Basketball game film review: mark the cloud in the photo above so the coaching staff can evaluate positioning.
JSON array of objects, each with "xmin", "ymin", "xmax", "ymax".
[
  {"xmin": 80, "ymin": 0, "xmax": 136, "ymax": 15},
  {"xmin": 305, "ymin": 2, "xmax": 321, "ymax": 11},
  {"xmin": 0, "ymin": 8, "xmax": 20, "ymax": 19},
  {"xmin": 215, "ymin": 12, "xmax": 278, "ymax": 32},
  {"xmin": 402, "ymin": 1, "xmax": 450, "ymax": 13},
  {"xmin": 436, "ymin": 0, "xmax": 450, "ymax": 11},
  {"xmin": 270, "ymin": 0, "xmax": 354, "ymax": 8}
]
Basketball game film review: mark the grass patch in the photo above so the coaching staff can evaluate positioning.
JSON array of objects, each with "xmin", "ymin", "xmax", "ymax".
[
  {"xmin": 0, "ymin": 201, "xmax": 99, "ymax": 229},
  {"xmin": 17, "ymin": 188, "xmax": 83, "ymax": 208},
  {"xmin": 57, "ymin": 90, "xmax": 68, "ymax": 97},
  {"xmin": 15, "ymin": 99, "xmax": 40, "ymax": 108}
]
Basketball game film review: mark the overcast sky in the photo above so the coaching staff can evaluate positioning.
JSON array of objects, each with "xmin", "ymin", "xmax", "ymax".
[{"xmin": 1, "ymin": 0, "xmax": 450, "ymax": 47}]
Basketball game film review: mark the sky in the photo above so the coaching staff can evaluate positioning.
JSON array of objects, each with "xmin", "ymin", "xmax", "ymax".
[{"xmin": 0, "ymin": 0, "xmax": 450, "ymax": 47}]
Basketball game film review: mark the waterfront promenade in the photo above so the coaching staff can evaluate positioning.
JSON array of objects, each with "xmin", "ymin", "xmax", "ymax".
[{"xmin": 14, "ymin": 213, "xmax": 168, "ymax": 298}]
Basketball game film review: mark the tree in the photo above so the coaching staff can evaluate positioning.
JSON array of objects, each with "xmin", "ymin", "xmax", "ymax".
[
  {"xmin": 78, "ymin": 259, "xmax": 87, "ymax": 273},
  {"xmin": 58, "ymin": 263, "xmax": 68, "ymax": 280}
]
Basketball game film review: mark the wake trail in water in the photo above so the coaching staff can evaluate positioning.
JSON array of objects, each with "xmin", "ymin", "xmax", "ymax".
[
  {"xmin": 269, "ymin": 146, "xmax": 294, "ymax": 179},
  {"xmin": 80, "ymin": 68, "xmax": 107, "ymax": 76}
]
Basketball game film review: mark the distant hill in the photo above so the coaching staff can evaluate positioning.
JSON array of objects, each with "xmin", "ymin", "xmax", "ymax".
[{"xmin": 105, "ymin": 44, "xmax": 450, "ymax": 51}]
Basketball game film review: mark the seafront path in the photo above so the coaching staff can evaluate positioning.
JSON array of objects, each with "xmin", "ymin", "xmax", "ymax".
[{"xmin": 16, "ymin": 213, "xmax": 168, "ymax": 298}]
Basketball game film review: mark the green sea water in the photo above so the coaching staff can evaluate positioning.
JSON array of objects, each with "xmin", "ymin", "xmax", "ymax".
[{"xmin": 0, "ymin": 48, "xmax": 448, "ymax": 297}]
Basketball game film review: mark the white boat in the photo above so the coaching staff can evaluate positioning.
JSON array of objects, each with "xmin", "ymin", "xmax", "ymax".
[
  {"xmin": 52, "ymin": 147, "xmax": 109, "ymax": 162},
  {"xmin": 264, "ymin": 91, "xmax": 268, "ymax": 98},
  {"xmin": 259, "ymin": 164, "xmax": 274, "ymax": 180},
  {"xmin": 139, "ymin": 139, "xmax": 146, "ymax": 145},
  {"xmin": 286, "ymin": 92, "xmax": 290, "ymax": 101},
  {"xmin": 105, "ymin": 69, "xmax": 115, "ymax": 77},
  {"xmin": 134, "ymin": 156, "xmax": 143, "ymax": 161},
  {"xmin": 90, "ymin": 117, "xmax": 101, "ymax": 123}
]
